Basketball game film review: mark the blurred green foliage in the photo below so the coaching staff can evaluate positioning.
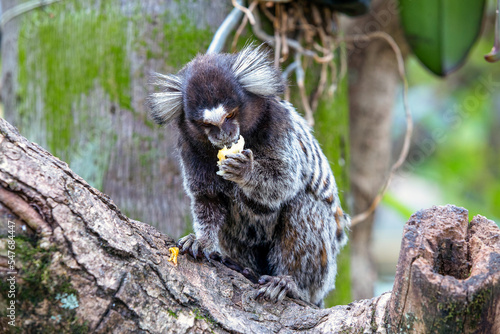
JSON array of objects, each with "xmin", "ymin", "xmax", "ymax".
[{"xmin": 394, "ymin": 34, "xmax": 500, "ymax": 224}]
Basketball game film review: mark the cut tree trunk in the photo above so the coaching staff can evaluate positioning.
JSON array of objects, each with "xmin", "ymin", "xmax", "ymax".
[{"xmin": 0, "ymin": 120, "xmax": 499, "ymax": 333}]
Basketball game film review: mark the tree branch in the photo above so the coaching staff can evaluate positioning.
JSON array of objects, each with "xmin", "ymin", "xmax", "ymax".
[{"xmin": 0, "ymin": 117, "xmax": 498, "ymax": 333}]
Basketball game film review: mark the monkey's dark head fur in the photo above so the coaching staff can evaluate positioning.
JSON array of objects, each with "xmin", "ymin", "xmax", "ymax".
[{"xmin": 148, "ymin": 45, "xmax": 285, "ymax": 150}]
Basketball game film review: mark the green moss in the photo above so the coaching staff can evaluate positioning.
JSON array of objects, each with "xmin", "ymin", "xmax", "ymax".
[
  {"xmin": 17, "ymin": 0, "xmax": 129, "ymax": 185},
  {"xmin": 2, "ymin": 239, "xmax": 56, "ymax": 305},
  {"xmin": 430, "ymin": 288, "xmax": 492, "ymax": 332},
  {"xmin": 147, "ymin": 13, "xmax": 213, "ymax": 69},
  {"xmin": 398, "ymin": 312, "xmax": 417, "ymax": 333},
  {"xmin": 193, "ymin": 308, "xmax": 216, "ymax": 327},
  {"xmin": 0, "ymin": 238, "xmax": 86, "ymax": 333},
  {"xmin": 164, "ymin": 16, "xmax": 212, "ymax": 68},
  {"xmin": 313, "ymin": 74, "xmax": 350, "ymax": 199},
  {"xmin": 167, "ymin": 309, "xmax": 178, "ymax": 319},
  {"xmin": 467, "ymin": 288, "xmax": 490, "ymax": 324}
]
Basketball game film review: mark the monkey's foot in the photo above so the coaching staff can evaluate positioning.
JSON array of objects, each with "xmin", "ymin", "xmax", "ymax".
[
  {"xmin": 177, "ymin": 234, "xmax": 218, "ymax": 262},
  {"xmin": 255, "ymin": 275, "xmax": 302, "ymax": 302}
]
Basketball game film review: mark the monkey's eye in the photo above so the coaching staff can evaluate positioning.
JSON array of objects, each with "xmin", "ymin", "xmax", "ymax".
[
  {"xmin": 194, "ymin": 119, "xmax": 211, "ymax": 128},
  {"xmin": 226, "ymin": 109, "xmax": 237, "ymax": 120}
]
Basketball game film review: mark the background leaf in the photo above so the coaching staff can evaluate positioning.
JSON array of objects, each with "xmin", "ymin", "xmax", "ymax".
[{"xmin": 399, "ymin": 0, "xmax": 487, "ymax": 76}]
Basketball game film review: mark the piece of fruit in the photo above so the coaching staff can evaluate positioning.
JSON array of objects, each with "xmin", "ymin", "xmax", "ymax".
[
  {"xmin": 168, "ymin": 247, "xmax": 179, "ymax": 266},
  {"xmin": 217, "ymin": 136, "xmax": 245, "ymax": 165}
]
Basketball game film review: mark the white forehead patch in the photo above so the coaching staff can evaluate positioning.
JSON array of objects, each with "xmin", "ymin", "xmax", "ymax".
[{"xmin": 202, "ymin": 105, "xmax": 227, "ymax": 126}]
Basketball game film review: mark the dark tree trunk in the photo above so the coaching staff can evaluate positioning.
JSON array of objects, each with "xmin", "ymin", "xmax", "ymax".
[
  {"xmin": 0, "ymin": 0, "xmax": 231, "ymax": 239},
  {"xmin": 1, "ymin": 118, "xmax": 499, "ymax": 333}
]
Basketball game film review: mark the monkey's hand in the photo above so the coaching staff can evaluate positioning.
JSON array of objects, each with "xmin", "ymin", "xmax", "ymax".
[
  {"xmin": 177, "ymin": 233, "xmax": 220, "ymax": 262},
  {"xmin": 216, "ymin": 149, "xmax": 254, "ymax": 185}
]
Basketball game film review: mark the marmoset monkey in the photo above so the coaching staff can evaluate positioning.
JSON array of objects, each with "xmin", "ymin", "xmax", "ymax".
[{"xmin": 148, "ymin": 45, "xmax": 349, "ymax": 306}]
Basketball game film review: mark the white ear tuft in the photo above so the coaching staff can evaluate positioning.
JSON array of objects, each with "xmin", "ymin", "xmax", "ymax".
[
  {"xmin": 147, "ymin": 72, "xmax": 183, "ymax": 125},
  {"xmin": 232, "ymin": 44, "xmax": 284, "ymax": 97}
]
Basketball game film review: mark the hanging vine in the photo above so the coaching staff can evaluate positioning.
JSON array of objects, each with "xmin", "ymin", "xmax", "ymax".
[
  {"xmin": 231, "ymin": 0, "xmax": 346, "ymax": 126},
  {"xmin": 209, "ymin": 0, "xmax": 412, "ymax": 225}
]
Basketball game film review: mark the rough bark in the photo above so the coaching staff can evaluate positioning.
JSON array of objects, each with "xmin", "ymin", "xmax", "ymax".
[
  {"xmin": 1, "ymin": 119, "xmax": 499, "ymax": 333},
  {"xmin": 388, "ymin": 206, "xmax": 500, "ymax": 333},
  {"xmin": 0, "ymin": 0, "xmax": 231, "ymax": 239},
  {"xmin": 342, "ymin": 0, "xmax": 410, "ymax": 300}
]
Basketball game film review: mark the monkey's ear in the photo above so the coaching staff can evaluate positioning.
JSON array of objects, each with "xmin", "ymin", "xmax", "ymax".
[
  {"xmin": 147, "ymin": 72, "xmax": 183, "ymax": 125},
  {"xmin": 231, "ymin": 44, "xmax": 285, "ymax": 97}
]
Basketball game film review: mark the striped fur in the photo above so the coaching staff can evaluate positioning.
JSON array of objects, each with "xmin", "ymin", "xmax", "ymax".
[{"xmin": 148, "ymin": 46, "xmax": 349, "ymax": 307}]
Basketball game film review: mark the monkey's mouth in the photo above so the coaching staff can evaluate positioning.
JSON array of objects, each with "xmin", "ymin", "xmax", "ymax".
[{"xmin": 210, "ymin": 135, "xmax": 240, "ymax": 150}]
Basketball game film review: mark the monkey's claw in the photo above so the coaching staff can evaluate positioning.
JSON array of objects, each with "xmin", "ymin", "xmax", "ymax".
[
  {"xmin": 178, "ymin": 233, "xmax": 196, "ymax": 255},
  {"xmin": 177, "ymin": 234, "xmax": 218, "ymax": 262},
  {"xmin": 217, "ymin": 149, "xmax": 253, "ymax": 184},
  {"xmin": 256, "ymin": 275, "xmax": 299, "ymax": 302}
]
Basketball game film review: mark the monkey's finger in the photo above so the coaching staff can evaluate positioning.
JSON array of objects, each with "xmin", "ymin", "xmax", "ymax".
[
  {"xmin": 255, "ymin": 286, "xmax": 269, "ymax": 300},
  {"xmin": 221, "ymin": 159, "xmax": 245, "ymax": 170},
  {"xmin": 224, "ymin": 153, "xmax": 248, "ymax": 163},
  {"xmin": 220, "ymin": 166, "xmax": 243, "ymax": 176},
  {"xmin": 277, "ymin": 287, "xmax": 288, "ymax": 301},
  {"xmin": 219, "ymin": 168, "xmax": 243, "ymax": 181},
  {"xmin": 262, "ymin": 279, "xmax": 287, "ymax": 301},
  {"xmin": 219, "ymin": 163, "xmax": 241, "ymax": 173},
  {"xmin": 258, "ymin": 275, "xmax": 273, "ymax": 285},
  {"xmin": 284, "ymin": 280, "xmax": 300, "ymax": 300},
  {"xmin": 217, "ymin": 167, "xmax": 239, "ymax": 181},
  {"xmin": 203, "ymin": 249, "xmax": 215, "ymax": 263},
  {"xmin": 260, "ymin": 279, "xmax": 278, "ymax": 300},
  {"xmin": 267, "ymin": 281, "xmax": 285, "ymax": 301},
  {"xmin": 241, "ymin": 149, "xmax": 253, "ymax": 160},
  {"xmin": 178, "ymin": 234, "xmax": 195, "ymax": 254},
  {"xmin": 218, "ymin": 171, "xmax": 238, "ymax": 182},
  {"xmin": 190, "ymin": 240, "xmax": 201, "ymax": 259}
]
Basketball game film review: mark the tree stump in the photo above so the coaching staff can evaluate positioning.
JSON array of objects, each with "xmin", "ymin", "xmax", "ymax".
[
  {"xmin": 0, "ymin": 117, "xmax": 499, "ymax": 333},
  {"xmin": 388, "ymin": 206, "xmax": 500, "ymax": 333}
]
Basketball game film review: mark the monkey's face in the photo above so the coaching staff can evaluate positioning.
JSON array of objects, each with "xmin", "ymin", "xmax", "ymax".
[
  {"xmin": 148, "ymin": 45, "xmax": 285, "ymax": 145},
  {"xmin": 183, "ymin": 63, "xmax": 245, "ymax": 149},
  {"xmin": 188, "ymin": 103, "xmax": 241, "ymax": 149}
]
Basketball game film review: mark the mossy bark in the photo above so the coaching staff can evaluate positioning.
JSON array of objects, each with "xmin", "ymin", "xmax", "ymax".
[{"xmin": 0, "ymin": 0, "xmax": 230, "ymax": 239}]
